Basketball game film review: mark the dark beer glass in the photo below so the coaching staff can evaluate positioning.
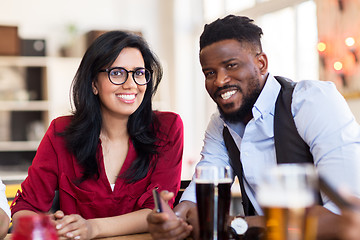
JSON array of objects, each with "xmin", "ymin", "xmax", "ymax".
[{"xmin": 195, "ymin": 166, "xmax": 232, "ymax": 240}]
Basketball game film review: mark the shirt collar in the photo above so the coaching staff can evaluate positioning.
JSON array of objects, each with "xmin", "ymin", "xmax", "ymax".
[{"xmin": 252, "ymin": 73, "xmax": 281, "ymax": 120}]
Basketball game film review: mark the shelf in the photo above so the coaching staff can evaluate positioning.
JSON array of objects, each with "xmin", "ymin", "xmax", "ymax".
[
  {"xmin": 0, "ymin": 100, "xmax": 49, "ymax": 111},
  {"xmin": 0, "ymin": 56, "xmax": 48, "ymax": 67},
  {"xmin": 0, "ymin": 56, "xmax": 80, "ymax": 168},
  {"xmin": 2, "ymin": 175, "xmax": 27, "ymax": 184},
  {"xmin": 0, "ymin": 141, "xmax": 40, "ymax": 151},
  {"xmin": 0, "ymin": 56, "xmax": 81, "ymax": 67}
]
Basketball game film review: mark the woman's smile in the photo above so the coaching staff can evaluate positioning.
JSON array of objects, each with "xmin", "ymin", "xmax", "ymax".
[{"xmin": 116, "ymin": 93, "xmax": 137, "ymax": 103}]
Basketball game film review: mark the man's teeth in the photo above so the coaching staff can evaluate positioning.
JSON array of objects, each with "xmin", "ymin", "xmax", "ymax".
[
  {"xmin": 221, "ymin": 90, "xmax": 236, "ymax": 100},
  {"xmin": 117, "ymin": 94, "xmax": 135, "ymax": 100}
]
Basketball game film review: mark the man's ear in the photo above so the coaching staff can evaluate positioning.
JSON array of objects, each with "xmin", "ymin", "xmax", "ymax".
[
  {"xmin": 92, "ymin": 81, "xmax": 98, "ymax": 95},
  {"xmin": 257, "ymin": 52, "xmax": 268, "ymax": 75}
]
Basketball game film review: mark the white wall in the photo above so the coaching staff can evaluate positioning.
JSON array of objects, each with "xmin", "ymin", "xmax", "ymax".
[
  {"xmin": 0, "ymin": 0, "xmax": 158, "ymax": 55},
  {"xmin": 0, "ymin": 0, "xmax": 207, "ymax": 179}
]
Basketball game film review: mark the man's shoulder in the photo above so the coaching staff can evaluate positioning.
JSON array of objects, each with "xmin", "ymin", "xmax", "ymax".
[
  {"xmin": 209, "ymin": 110, "xmax": 225, "ymax": 128},
  {"xmin": 296, "ymin": 79, "xmax": 335, "ymax": 87},
  {"xmin": 294, "ymin": 80, "xmax": 337, "ymax": 96}
]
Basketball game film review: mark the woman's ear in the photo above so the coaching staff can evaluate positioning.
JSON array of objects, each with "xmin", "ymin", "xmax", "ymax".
[
  {"xmin": 92, "ymin": 81, "xmax": 98, "ymax": 95},
  {"xmin": 257, "ymin": 52, "xmax": 268, "ymax": 75}
]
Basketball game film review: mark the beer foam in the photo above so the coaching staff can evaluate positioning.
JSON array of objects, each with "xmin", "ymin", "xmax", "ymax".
[
  {"xmin": 257, "ymin": 187, "xmax": 315, "ymax": 208},
  {"xmin": 195, "ymin": 178, "xmax": 232, "ymax": 184}
]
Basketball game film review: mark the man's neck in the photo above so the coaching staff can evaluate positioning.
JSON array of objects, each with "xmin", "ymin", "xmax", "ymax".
[{"xmin": 242, "ymin": 114, "xmax": 254, "ymax": 125}]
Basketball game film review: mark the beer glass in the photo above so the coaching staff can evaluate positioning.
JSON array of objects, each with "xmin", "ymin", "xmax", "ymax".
[
  {"xmin": 257, "ymin": 163, "xmax": 318, "ymax": 240},
  {"xmin": 195, "ymin": 165, "xmax": 232, "ymax": 240},
  {"xmin": 12, "ymin": 214, "xmax": 58, "ymax": 240}
]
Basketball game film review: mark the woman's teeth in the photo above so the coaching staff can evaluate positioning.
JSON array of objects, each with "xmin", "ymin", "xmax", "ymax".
[
  {"xmin": 117, "ymin": 94, "xmax": 135, "ymax": 100},
  {"xmin": 221, "ymin": 90, "xmax": 236, "ymax": 100}
]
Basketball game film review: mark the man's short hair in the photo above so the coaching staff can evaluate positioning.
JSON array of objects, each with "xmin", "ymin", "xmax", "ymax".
[{"xmin": 199, "ymin": 15, "xmax": 263, "ymax": 52}]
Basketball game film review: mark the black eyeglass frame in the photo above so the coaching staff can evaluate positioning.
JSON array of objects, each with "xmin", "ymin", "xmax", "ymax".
[{"xmin": 99, "ymin": 67, "xmax": 152, "ymax": 86}]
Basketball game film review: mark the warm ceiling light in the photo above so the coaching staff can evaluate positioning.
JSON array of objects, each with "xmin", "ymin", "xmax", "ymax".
[
  {"xmin": 317, "ymin": 42, "xmax": 326, "ymax": 52},
  {"xmin": 345, "ymin": 37, "xmax": 355, "ymax": 47},
  {"xmin": 334, "ymin": 61, "xmax": 343, "ymax": 71}
]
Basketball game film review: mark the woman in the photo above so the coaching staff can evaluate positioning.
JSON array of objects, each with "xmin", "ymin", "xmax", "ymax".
[{"xmin": 11, "ymin": 31, "xmax": 183, "ymax": 239}]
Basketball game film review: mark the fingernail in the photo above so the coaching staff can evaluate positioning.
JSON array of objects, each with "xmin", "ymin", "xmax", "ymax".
[
  {"xmin": 66, "ymin": 232, "xmax": 73, "ymax": 238},
  {"xmin": 56, "ymin": 224, "xmax": 62, "ymax": 229},
  {"xmin": 74, "ymin": 236, "xmax": 81, "ymax": 240}
]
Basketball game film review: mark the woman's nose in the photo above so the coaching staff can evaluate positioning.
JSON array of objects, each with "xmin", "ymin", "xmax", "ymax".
[{"xmin": 122, "ymin": 75, "xmax": 138, "ymax": 89}]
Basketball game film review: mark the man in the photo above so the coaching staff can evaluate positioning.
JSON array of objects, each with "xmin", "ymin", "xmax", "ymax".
[
  {"xmin": 147, "ymin": 15, "xmax": 360, "ymax": 239},
  {"xmin": 0, "ymin": 178, "xmax": 10, "ymax": 239}
]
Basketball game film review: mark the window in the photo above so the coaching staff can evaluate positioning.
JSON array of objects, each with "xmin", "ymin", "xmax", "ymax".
[{"xmin": 202, "ymin": 0, "xmax": 318, "ymax": 81}]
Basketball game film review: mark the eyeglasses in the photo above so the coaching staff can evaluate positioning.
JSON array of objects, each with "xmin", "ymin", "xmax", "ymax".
[{"xmin": 99, "ymin": 67, "xmax": 151, "ymax": 85}]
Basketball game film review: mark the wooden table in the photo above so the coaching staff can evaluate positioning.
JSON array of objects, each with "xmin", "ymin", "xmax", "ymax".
[{"xmin": 4, "ymin": 233, "xmax": 153, "ymax": 240}]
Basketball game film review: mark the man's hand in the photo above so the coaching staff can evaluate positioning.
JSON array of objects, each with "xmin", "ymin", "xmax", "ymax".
[
  {"xmin": 173, "ymin": 200, "xmax": 199, "ymax": 240},
  {"xmin": 147, "ymin": 191, "xmax": 192, "ymax": 240},
  {"xmin": 340, "ymin": 196, "xmax": 360, "ymax": 240}
]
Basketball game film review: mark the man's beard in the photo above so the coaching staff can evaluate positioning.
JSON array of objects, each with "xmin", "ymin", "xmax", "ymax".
[{"xmin": 219, "ymin": 81, "xmax": 262, "ymax": 123}]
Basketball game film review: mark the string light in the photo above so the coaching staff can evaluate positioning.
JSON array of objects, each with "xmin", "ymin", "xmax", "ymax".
[
  {"xmin": 317, "ymin": 42, "xmax": 327, "ymax": 52},
  {"xmin": 334, "ymin": 61, "xmax": 343, "ymax": 71},
  {"xmin": 345, "ymin": 37, "xmax": 358, "ymax": 62},
  {"xmin": 334, "ymin": 61, "xmax": 346, "ymax": 86},
  {"xmin": 317, "ymin": 42, "xmax": 327, "ymax": 67},
  {"xmin": 345, "ymin": 37, "xmax": 355, "ymax": 47}
]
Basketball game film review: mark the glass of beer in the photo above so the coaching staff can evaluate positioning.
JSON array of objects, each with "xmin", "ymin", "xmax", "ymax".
[
  {"xmin": 195, "ymin": 165, "xmax": 232, "ymax": 240},
  {"xmin": 12, "ymin": 214, "xmax": 58, "ymax": 240},
  {"xmin": 257, "ymin": 163, "xmax": 318, "ymax": 240}
]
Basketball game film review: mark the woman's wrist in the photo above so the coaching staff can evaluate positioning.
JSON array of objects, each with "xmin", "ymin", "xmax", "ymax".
[{"xmin": 87, "ymin": 219, "xmax": 99, "ymax": 239}]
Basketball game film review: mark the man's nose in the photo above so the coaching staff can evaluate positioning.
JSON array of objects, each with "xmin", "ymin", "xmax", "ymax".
[{"xmin": 214, "ymin": 69, "xmax": 230, "ymax": 87}]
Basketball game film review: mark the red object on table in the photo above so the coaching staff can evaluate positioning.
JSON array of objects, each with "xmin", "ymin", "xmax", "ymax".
[{"xmin": 12, "ymin": 214, "xmax": 58, "ymax": 240}]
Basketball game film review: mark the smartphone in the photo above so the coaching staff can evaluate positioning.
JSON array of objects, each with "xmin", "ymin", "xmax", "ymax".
[
  {"xmin": 152, "ymin": 188, "xmax": 163, "ymax": 213},
  {"xmin": 318, "ymin": 175, "xmax": 356, "ymax": 210}
]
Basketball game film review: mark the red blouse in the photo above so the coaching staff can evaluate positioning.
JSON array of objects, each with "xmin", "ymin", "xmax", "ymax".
[{"xmin": 11, "ymin": 111, "xmax": 183, "ymax": 219}]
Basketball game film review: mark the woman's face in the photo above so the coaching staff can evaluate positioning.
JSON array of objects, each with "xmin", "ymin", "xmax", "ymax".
[{"xmin": 93, "ymin": 47, "xmax": 147, "ymax": 120}]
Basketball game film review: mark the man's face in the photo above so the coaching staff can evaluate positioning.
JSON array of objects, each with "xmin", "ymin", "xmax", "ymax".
[{"xmin": 200, "ymin": 39, "xmax": 267, "ymax": 123}]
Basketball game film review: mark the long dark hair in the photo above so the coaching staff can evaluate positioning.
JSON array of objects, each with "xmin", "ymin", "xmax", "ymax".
[{"xmin": 61, "ymin": 31, "xmax": 162, "ymax": 183}]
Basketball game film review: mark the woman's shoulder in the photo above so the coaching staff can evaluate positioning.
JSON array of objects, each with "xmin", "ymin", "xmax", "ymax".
[
  {"xmin": 153, "ymin": 111, "xmax": 183, "ymax": 132},
  {"xmin": 154, "ymin": 111, "xmax": 182, "ymax": 124},
  {"xmin": 49, "ymin": 115, "xmax": 73, "ymax": 132}
]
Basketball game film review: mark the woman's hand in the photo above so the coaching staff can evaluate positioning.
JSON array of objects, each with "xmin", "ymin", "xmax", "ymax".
[{"xmin": 55, "ymin": 213, "xmax": 93, "ymax": 240}]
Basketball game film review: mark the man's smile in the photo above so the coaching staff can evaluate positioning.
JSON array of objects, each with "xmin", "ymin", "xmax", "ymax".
[
  {"xmin": 221, "ymin": 90, "xmax": 237, "ymax": 100},
  {"xmin": 214, "ymin": 86, "xmax": 241, "ymax": 102}
]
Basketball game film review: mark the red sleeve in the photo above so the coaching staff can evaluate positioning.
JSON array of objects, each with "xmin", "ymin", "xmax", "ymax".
[
  {"xmin": 137, "ymin": 112, "xmax": 184, "ymax": 209},
  {"xmin": 11, "ymin": 118, "xmax": 65, "ymax": 215}
]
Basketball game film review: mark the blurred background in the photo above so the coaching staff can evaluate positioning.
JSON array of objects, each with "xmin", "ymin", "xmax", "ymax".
[{"xmin": 1, "ymin": 0, "xmax": 360, "ymax": 183}]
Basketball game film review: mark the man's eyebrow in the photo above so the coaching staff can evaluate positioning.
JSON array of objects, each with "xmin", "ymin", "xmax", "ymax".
[
  {"xmin": 202, "ymin": 58, "xmax": 239, "ymax": 71},
  {"xmin": 222, "ymin": 58, "xmax": 238, "ymax": 65},
  {"xmin": 202, "ymin": 67, "xmax": 213, "ymax": 72}
]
